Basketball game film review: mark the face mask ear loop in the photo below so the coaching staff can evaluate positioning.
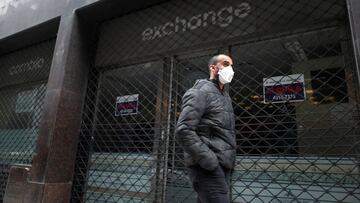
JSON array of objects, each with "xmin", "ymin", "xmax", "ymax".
[{"xmin": 214, "ymin": 66, "xmax": 219, "ymax": 82}]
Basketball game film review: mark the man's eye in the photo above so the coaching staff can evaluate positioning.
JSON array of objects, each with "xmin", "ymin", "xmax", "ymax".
[{"xmin": 223, "ymin": 62, "xmax": 230, "ymax": 66}]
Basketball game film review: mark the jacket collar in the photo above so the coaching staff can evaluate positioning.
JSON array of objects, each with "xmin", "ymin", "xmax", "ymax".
[{"xmin": 208, "ymin": 79, "xmax": 228, "ymax": 94}]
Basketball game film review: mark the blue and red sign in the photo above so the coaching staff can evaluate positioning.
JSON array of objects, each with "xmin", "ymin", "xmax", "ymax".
[{"xmin": 263, "ymin": 74, "xmax": 305, "ymax": 104}]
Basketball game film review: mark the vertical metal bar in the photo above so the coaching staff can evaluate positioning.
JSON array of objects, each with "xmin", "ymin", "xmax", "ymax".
[
  {"xmin": 170, "ymin": 57, "xmax": 179, "ymax": 184},
  {"xmin": 346, "ymin": 0, "xmax": 360, "ymax": 162},
  {"xmin": 80, "ymin": 70, "xmax": 102, "ymax": 201},
  {"xmin": 161, "ymin": 56, "xmax": 174, "ymax": 203},
  {"xmin": 347, "ymin": 0, "xmax": 360, "ymax": 91},
  {"xmin": 347, "ymin": 0, "xmax": 360, "ymax": 158},
  {"xmin": 153, "ymin": 60, "xmax": 166, "ymax": 202}
]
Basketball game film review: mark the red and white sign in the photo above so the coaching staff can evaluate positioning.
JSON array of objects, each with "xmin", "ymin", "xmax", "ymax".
[
  {"xmin": 115, "ymin": 94, "xmax": 139, "ymax": 116},
  {"xmin": 263, "ymin": 74, "xmax": 305, "ymax": 104}
]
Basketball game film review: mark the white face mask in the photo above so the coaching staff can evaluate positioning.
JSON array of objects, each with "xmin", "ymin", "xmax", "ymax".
[{"xmin": 218, "ymin": 65, "xmax": 234, "ymax": 84}]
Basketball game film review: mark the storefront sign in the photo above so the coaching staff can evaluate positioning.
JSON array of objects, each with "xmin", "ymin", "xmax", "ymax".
[
  {"xmin": 96, "ymin": 0, "xmax": 344, "ymax": 66},
  {"xmin": 263, "ymin": 74, "xmax": 305, "ymax": 104},
  {"xmin": 9, "ymin": 57, "xmax": 45, "ymax": 76},
  {"xmin": 115, "ymin": 94, "xmax": 139, "ymax": 116},
  {"xmin": 95, "ymin": 0, "xmax": 257, "ymax": 66},
  {"xmin": 142, "ymin": 2, "xmax": 251, "ymax": 41},
  {"xmin": 0, "ymin": 40, "xmax": 54, "ymax": 88}
]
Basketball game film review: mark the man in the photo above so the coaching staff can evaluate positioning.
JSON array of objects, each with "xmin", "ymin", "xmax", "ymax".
[{"xmin": 175, "ymin": 54, "xmax": 236, "ymax": 203}]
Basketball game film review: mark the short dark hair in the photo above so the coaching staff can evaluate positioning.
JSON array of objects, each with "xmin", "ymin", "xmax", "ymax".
[{"xmin": 208, "ymin": 55, "xmax": 220, "ymax": 67}]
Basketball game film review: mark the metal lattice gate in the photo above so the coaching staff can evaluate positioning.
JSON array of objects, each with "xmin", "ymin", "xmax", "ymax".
[
  {"xmin": 71, "ymin": 0, "xmax": 360, "ymax": 202},
  {"xmin": 0, "ymin": 40, "xmax": 55, "ymax": 201}
]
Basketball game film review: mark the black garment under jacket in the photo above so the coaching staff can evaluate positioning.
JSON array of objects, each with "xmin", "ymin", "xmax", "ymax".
[{"xmin": 175, "ymin": 79, "xmax": 236, "ymax": 171}]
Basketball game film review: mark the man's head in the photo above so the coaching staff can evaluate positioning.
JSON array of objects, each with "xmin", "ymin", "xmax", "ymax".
[{"xmin": 208, "ymin": 54, "xmax": 234, "ymax": 85}]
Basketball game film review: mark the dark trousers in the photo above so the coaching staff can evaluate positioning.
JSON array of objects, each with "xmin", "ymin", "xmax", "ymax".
[{"xmin": 187, "ymin": 165, "xmax": 232, "ymax": 203}]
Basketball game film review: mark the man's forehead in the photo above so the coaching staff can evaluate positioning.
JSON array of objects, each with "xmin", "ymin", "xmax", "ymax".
[{"xmin": 218, "ymin": 55, "xmax": 233, "ymax": 63}]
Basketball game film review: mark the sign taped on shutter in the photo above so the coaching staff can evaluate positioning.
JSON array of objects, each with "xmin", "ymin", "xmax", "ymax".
[
  {"xmin": 115, "ymin": 94, "xmax": 139, "ymax": 116},
  {"xmin": 263, "ymin": 74, "xmax": 305, "ymax": 104}
]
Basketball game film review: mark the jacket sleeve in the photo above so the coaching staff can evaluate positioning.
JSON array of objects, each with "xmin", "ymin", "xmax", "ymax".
[{"xmin": 175, "ymin": 88, "xmax": 219, "ymax": 170}]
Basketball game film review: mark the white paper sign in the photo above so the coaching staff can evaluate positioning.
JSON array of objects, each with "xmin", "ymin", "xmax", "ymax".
[{"xmin": 115, "ymin": 94, "xmax": 139, "ymax": 116}]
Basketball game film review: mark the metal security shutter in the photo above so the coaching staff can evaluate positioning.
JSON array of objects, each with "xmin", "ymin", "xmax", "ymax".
[
  {"xmin": 72, "ymin": 0, "xmax": 360, "ymax": 202},
  {"xmin": 0, "ymin": 40, "xmax": 55, "ymax": 201}
]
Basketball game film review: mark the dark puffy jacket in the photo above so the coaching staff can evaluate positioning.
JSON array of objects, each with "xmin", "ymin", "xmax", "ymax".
[{"xmin": 175, "ymin": 79, "xmax": 236, "ymax": 171}]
